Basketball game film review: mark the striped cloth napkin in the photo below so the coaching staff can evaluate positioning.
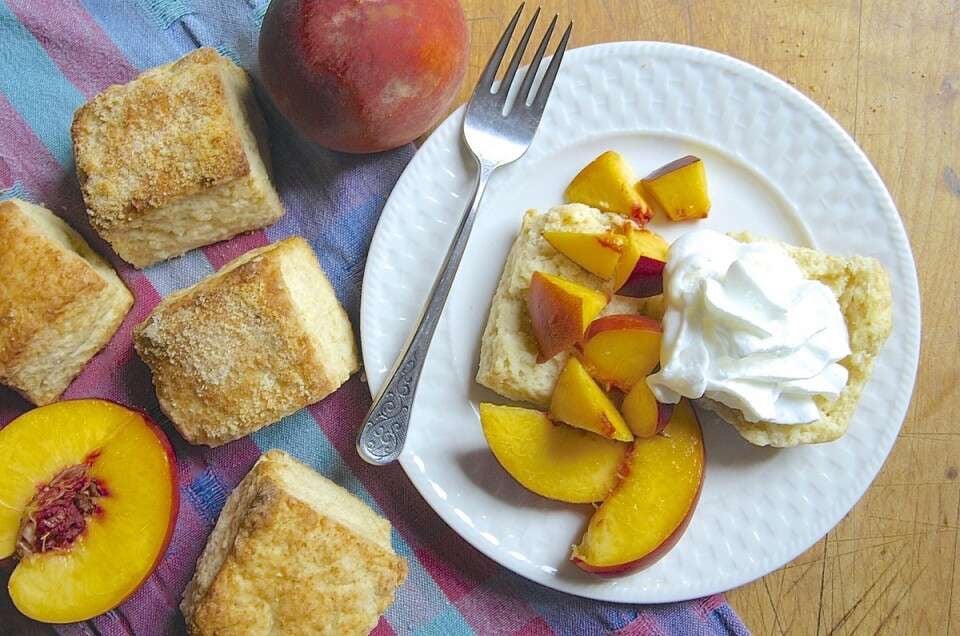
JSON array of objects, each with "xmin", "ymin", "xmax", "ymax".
[{"xmin": 0, "ymin": 1, "xmax": 750, "ymax": 634}]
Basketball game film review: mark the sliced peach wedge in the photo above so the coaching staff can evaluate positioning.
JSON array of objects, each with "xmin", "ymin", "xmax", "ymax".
[
  {"xmin": 0, "ymin": 400, "xmax": 178, "ymax": 623},
  {"xmin": 572, "ymin": 399, "xmax": 704, "ymax": 574},
  {"xmin": 549, "ymin": 357, "xmax": 633, "ymax": 442},
  {"xmin": 578, "ymin": 314, "xmax": 662, "ymax": 391},
  {"xmin": 527, "ymin": 271, "xmax": 608, "ymax": 363},
  {"xmin": 479, "ymin": 404, "xmax": 629, "ymax": 503},
  {"xmin": 639, "ymin": 155, "xmax": 711, "ymax": 221},
  {"xmin": 542, "ymin": 230, "xmax": 625, "ymax": 280},
  {"xmin": 564, "ymin": 151, "xmax": 653, "ymax": 223},
  {"xmin": 612, "ymin": 225, "xmax": 670, "ymax": 298},
  {"xmin": 622, "ymin": 380, "xmax": 673, "ymax": 438}
]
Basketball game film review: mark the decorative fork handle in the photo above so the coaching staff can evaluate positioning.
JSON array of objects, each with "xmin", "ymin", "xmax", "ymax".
[{"xmin": 357, "ymin": 157, "xmax": 496, "ymax": 465}]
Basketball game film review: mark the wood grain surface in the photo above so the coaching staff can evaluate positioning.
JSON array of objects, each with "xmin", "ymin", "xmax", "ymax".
[
  {"xmin": 3, "ymin": 1, "xmax": 957, "ymax": 635},
  {"xmin": 457, "ymin": 0, "xmax": 957, "ymax": 633}
]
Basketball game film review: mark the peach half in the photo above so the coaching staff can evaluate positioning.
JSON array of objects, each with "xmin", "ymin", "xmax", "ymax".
[
  {"xmin": 542, "ymin": 230, "xmax": 625, "ymax": 280},
  {"xmin": 527, "ymin": 271, "xmax": 608, "ymax": 363},
  {"xmin": 612, "ymin": 226, "xmax": 670, "ymax": 298},
  {"xmin": 579, "ymin": 314, "xmax": 662, "ymax": 391},
  {"xmin": 564, "ymin": 151, "xmax": 653, "ymax": 223},
  {"xmin": 549, "ymin": 357, "xmax": 633, "ymax": 442},
  {"xmin": 479, "ymin": 403, "xmax": 629, "ymax": 504},
  {"xmin": 0, "ymin": 400, "xmax": 178, "ymax": 623},
  {"xmin": 571, "ymin": 399, "xmax": 704, "ymax": 574},
  {"xmin": 639, "ymin": 155, "xmax": 711, "ymax": 221}
]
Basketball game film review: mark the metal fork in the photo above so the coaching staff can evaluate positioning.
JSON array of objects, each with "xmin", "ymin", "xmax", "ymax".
[{"xmin": 357, "ymin": 5, "xmax": 573, "ymax": 465}]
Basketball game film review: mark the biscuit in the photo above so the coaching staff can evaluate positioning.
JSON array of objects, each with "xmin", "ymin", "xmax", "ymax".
[
  {"xmin": 181, "ymin": 450, "xmax": 407, "ymax": 635},
  {"xmin": 71, "ymin": 48, "xmax": 284, "ymax": 268},
  {"xmin": 134, "ymin": 237, "xmax": 359, "ymax": 446},
  {"xmin": 697, "ymin": 233, "xmax": 893, "ymax": 447},
  {"xmin": 0, "ymin": 199, "xmax": 133, "ymax": 404},
  {"xmin": 477, "ymin": 204, "xmax": 648, "ymax": 408}
]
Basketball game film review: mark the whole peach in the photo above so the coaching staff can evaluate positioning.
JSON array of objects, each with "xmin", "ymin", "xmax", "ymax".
[{"xmin": 259, "ymin": 0, "xmax": 469, "ymax": 153}]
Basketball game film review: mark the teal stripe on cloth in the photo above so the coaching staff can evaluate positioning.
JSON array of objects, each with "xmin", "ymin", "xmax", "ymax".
[
  {"xmin": 251, "ymin": 411, "xmax": 474, "ymax": 635},
  {"xmin": 415, "ymin": 605, "xmax": 479, "ymax": 636},
  {"xmin": 0, "ymin": 0, "xmax": 84, "ymax": 165},
  {"xmin": 0, "ymin": 182, "xmax": 29, "ymax": 202}
]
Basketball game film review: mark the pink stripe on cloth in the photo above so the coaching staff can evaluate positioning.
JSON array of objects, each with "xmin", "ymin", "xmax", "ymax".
[
  {"xmin": 452, "ymin": 577, "xmax": 544, "ymax": 634},
  {"xmin": 308, "ymin": 378, "xmax": 530, "ymax": 619},
  {"xmin": 370, "ymin": 617, "xmax": 396, "ymax": 636},
  {"xmin": 5, "ymin": 0, "xmax": 137, "ymax": 98},
  {"xmin": 696, "ymin": 594, "xmax": 727, "ymax": 618},
  {"xmin": 0, "ymin": 154, "xmax": 11, "ymax": 189},
  {"xmin": 0, "ymin": 92, "xmax": 78, "ymax": 213},
  {"xmin": 202, "ymin": 229, "xmax": 270, "ymax": 270},
  {"xmin": 413, "ymin": 544, "xmax": 489, "ymax": 604},
  {"xmin": 617, "ymin": 613, "xmax": 664, "ymax": 636},
  {"xmin": 515, "ymin": 615, "xmax": 555, "ymax": 636}
]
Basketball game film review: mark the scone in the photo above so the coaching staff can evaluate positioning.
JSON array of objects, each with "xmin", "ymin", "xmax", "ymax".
[
  {"xmin": 71, "ymin": 47, "xmax": 284, "ymax": 268},
  {"xmin": 694, "ymin": 233, "xmax": 893, "ymax": 447},
  {"xmin": 0, "ymin": 199, "xmax": 133, "ymax": 405},
  {"xmin": 181, "ymin": 450, "xmax": 407, "ymax": 635},
  {"xmin": 477, "ymin": 204, "xmax": 647, "ymax": 408},
  {"xmin": 134, "ymin": 237, "xmax": 359, "ymax": 446}
]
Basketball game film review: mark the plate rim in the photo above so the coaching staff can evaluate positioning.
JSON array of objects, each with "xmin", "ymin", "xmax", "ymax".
[{"xmin": 360, "ymin": 40, "xmax": 922, "ymax": 603}]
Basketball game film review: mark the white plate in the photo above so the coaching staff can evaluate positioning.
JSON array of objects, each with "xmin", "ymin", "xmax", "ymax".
[{"xmin": 360, "ymin": 42, "xmax": 920, "ymax": 603}]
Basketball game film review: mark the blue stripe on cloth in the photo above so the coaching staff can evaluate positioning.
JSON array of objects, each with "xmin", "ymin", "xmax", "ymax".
[
  {"xmin": 80, "ymin": 0, "xmax": 195, "ymax": 70},
  {"xmin": 0, "ymin": 0, "xmax": 85, "ymax": 165},
  {"xmin": 179, "ymin": 5, "xmax": 263, "ymax": 73},
  {"xmin": 141, "ymin": 249, "xmax": 215, "ymax": 297},
  {"xmin": 251, "ymin": 410, "xmax": 474, "ymax": 635},
  {"xmin": 185, "ymin": 469, "xmax": 231, "ymax": 526},
  {"xmin": 711, "ymin": 603, "xmax": 751, "ymax": 635},
  {"xmin": 253, "ymin": 0, "xmax": 268, "ymax": 28},
  {"xmin": 135, "ymin": 0, "xmax": 191, "ymax": 29},
  {"xmin": 0, "ymin": 182, "xmax": 30, "ymax": 202}
]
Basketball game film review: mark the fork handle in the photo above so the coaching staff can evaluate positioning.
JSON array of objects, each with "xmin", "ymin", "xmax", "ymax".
[{"xmin": 357, "ymin": 158, "xmax": 496, "ymax": 465}]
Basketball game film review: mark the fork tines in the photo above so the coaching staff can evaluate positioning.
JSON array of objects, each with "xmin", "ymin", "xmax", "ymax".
[{"xmin": 478, "ymin": 4, "xmax": 573, "ymax": 116}]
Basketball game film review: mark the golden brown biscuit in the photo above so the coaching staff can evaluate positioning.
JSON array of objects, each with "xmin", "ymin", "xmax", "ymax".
[
  {"xmin": 71, "ymin": 48, "xmax": 284, "ymax": 268},
  {"xmin": 134, "ymin": 237, "xmax": 359, "ymax": 446},
  {"xmin": 181, "ymin": 450, "xmax": 406, "ymax": 635},
  {"xmin": 0, "ymin": 199, "xmax": 133, "ymax": 405},
  {"xmin": 477, "ymin": 204, "xmax": 648, "ymax": 408}
]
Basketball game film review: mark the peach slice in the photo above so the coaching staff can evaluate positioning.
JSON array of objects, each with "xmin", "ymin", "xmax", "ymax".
[
  {"xmin": 549, "ymin": 357, "xmax": 633, "ymax": 442},
  {"xmin": 579, "ymin": 315, "xmax": 662, "ymax": 391},
  {"xmin": 564, "ymin": 151, "xmax": 653, "ymax": 223},
  {"xmin": 571, "ymin": 399, "xmax": 704, "ymax": 574},
  {"xmin": 527, "ymin": 271, "xmax": 608, "ymax": 363},
  {"xmin": 639, "ymin": 155, "xmax": 711, "ymax": 221},
  {"xmin": 621, "ymin": 381, "xmax": 674, "ymax": 438},
  {"xmin": 542, "ymin": 231, "xmax": 625, "ymax": 280},
  {"xmin": 479, "ymin": 403, "xmax": 629, "ymax": 503},
  {"xmin": 612, "ymin": 226, "xmax": 670, "ymax": 298},
  {"xmin": 0, "ymin": 400, "xmax": 178, "ymax": 623}
]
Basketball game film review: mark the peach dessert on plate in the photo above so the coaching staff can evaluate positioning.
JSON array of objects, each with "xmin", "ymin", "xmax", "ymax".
[
  {"xmin": 474, "ymin": 148, "xmax": 893, "ymax": 574},
  {"xmin": 476, "ymin": 150, "xmax": 710, "ymax": 574}
]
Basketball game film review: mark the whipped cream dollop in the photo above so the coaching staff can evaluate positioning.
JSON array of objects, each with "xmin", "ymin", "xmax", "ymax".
[{"xmin": 646, "ymin": 230, "xmax": 851, "ymax": 424}]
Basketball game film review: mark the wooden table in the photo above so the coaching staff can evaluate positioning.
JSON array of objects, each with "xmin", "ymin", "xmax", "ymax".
[
  {"xmin": 455, "ymin": 0, "xmax": 957, "ymax": 633},
  {"xmin": 3, "ymin": 1, "xmax": 957, "ymax": 634}
]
